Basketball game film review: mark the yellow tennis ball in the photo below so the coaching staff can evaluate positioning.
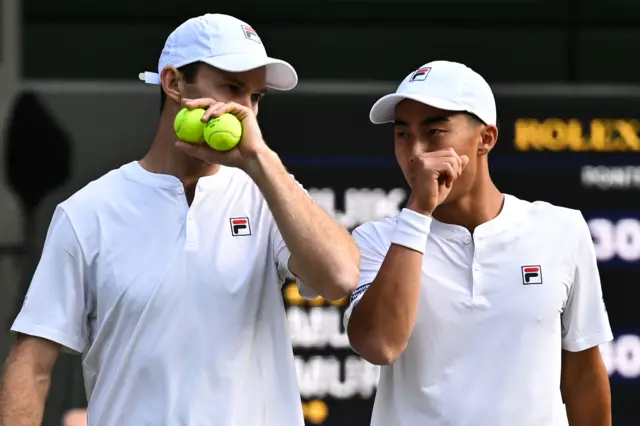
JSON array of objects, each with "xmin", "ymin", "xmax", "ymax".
[
  {"xmin": 174, "ymin": 108, "xmax": 206, "ymax": 143},
  {"xmin": 204, "ymin": 113, "xmax": 242, "ymax": 151}
]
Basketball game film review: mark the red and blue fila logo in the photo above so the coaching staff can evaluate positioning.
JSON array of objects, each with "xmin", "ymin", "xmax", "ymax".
[
  {"xmin": 410, "ymin": 67, "xmax": 432, "ymax": 82},
  {"xmin": 230, "ymin": 217, "xmax": 251, "ymax": 236},
  {"xmin": 521, "ymin": 265, "xmax": 543, "ymax": 285},
  {"xmin": 242, "ymin": 25, "xmax": 262, "ymax": 44}
]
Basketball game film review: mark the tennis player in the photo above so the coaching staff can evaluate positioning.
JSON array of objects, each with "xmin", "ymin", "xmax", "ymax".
[
  {"xmin": 0, "ymin": 14, "xmax": 358, "ymax": 426},
  {"xmin": 344, "ymin": 60, "xmax": 612, "ymax": 426}
]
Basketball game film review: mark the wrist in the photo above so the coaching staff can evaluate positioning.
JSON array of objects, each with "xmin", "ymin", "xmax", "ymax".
[
  {"xmin": 390, "ymin": 208, "xmax": 433, "ymax": 254},
  {"xmin": 406, "ymin": 199, "xmax": 434, "ymax": 217},
  {"xmin": 242, "ymin": 146, "xmax": 280, "ymax": 176},
  {"xmin": 243, "ymin": 147, "xmax": 281, "ymax": 178}
]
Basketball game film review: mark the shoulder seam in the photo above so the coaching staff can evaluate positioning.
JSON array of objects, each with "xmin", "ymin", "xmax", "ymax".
[{"xmin": 56, "ymin": 205, "xmax": 90, "ymax": 264}]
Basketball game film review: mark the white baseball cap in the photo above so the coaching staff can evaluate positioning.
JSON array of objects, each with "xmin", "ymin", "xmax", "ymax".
[
  {"xmin": 369, "ymin": 60, "xmax": 496, "ymax": 125},
  {"xmin": 139, "ymin": 14, "xmax": 298, "ymax": 90}
]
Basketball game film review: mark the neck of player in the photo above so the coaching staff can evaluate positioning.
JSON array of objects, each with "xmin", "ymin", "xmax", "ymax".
[
  {"xmin": 140, "ymin": 106, "xmax": 221, "ymax": 191},
  {"xmin": 432, "ymin": 167, "xmax": 504, "ymax": 233}
]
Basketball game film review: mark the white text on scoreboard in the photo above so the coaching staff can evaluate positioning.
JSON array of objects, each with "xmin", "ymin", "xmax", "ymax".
[
  {"xmin": 600, "ymin": 334, "xmax": 640, "ymax": 379},
  {"xmin": 288, "ymin": 306, "xmax": 349, "ymax": 349},
  {"xmin": 582, "ymin": 165, "xmax": 640, "ymax": 190},
  {"xmin": 295, "ymin": 355, "xmax": 380, "ymax": 399},
  {"xmin": 588, "ymin": 217, "xmax": 640, "ymax": 263},
  {"xmin": 309, "ymin": 187, "xmax": 407, "ymax": 229}
]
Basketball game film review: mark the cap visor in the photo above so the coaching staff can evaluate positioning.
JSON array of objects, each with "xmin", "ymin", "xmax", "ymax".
[
  {"xmin": 201, "ymin": 54, "xmax": 298, "ymax": 91},
  {"xmin": 369, "ymin": 93, "xmax": 466, "ymax": 124}
]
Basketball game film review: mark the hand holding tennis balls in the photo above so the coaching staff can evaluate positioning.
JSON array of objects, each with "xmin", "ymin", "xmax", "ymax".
[
  {"xmin": 174, "ymin": 108, "xmax": 242, "ymax": 151},
  {"xmin": 175, "ymin": 98, "xmax": 269, "ymax": 171}
]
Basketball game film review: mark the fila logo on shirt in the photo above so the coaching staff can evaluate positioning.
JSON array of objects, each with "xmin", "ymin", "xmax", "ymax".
[
  {"xmin": 521, "ymin": 265, "xmax": 543, "ymax": 285},
  {"xmin": 230, "ymin": 217, "xmax": 252, "ymax": 236},
  {"xmin": 241, "ymin": 25, "xmax": 262, "ymax": 44},
  {"xmin": 410, "ymin": 67, "xmax": 432, "ymax": 82}
]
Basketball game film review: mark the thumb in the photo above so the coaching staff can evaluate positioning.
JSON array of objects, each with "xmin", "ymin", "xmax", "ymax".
[
  {"xmin": 460, "ymin": 155, "xmax": 470, "ymax": 169},
  {"xmin": 175, "ymin": 141, "xmax": 217, "ymax": 164},
  {"xmin": 175, "ymin": 140, "xmax": 199, "ymax": 154}
]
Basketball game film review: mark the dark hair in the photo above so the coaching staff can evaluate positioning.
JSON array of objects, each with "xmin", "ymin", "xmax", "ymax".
[
  {"xmin": 464, "ymin": 111, "xmax": 500, "ymax": 130},
  {"xmin": 159, "ymin": 61, "xmax": 203, "ymax": 113},
  {"xmin": 464, "ymin": 111, "xmax": 485, "ymax": 126}
]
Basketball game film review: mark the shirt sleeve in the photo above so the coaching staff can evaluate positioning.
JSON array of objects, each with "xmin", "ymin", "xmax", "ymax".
[
  {"xmin": 343, "ymin": 221, "xmax": 389, "ymax": 329},
  {"xmin": 11, "ymin": 206, "xmax": 92, "ymax": 353},
  {"xmin": 269, "ymin": 177, "xmax": 318, "ymax": 300},
  {"xmin": 561, "ymin": 212, "xmax": 614, "ymax": 352}
]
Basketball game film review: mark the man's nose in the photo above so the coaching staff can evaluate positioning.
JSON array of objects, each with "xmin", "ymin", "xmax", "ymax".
[
  {"xmin": 233, "ymin": 96, "xmax": 253, "ymax": 109},
  {"xmin": 410, "ymin": 138, "xmax": 430, "ymax": 158}
]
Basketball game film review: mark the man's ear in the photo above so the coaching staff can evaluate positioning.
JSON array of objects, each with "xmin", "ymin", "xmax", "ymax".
[
  {"xmin": 478, "ymin": 124, "xmax": 498, "ymax": 156},
  {"xmin": 160, "ymin": 66, "xmax": 183, "ymax": 105}
]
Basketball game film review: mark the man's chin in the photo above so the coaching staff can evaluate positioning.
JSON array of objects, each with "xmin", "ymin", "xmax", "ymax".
[{"xmin": 436, "ymin": 190, "xmax": 459, "ymax": 209}]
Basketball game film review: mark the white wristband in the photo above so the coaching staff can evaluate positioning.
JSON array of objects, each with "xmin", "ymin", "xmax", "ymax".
[{"xmin": 390, "ymin": 208, "xmax": 432, "ymax": 254}]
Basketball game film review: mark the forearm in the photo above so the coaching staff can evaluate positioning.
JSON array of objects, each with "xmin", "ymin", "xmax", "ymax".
[
  {"xmin": 562, "ymin": 364, "xmax": 611, "ymax": 426},
  {"xmin": 0, "ymin": 353, "xmax": 50, "ymax": 426},
  {"xmin": 245, "ymin": 149, "xmax": 359, "ymax": 299},
  {"xmin": 348, "ymin": 244, "xmax": 423, "ymax": 365}
]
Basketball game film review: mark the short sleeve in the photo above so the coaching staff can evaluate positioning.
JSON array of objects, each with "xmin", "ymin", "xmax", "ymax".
[
  {"xmin": 343, "ymin": 221, "xmax": 390, "ymax": 329},
  {"xmin": 561, "ymin": 213, "xmax": 614, "ymax": 352},
  {"xmin": 269, "ymin": 177, "xmax": 317, "ymax": 300},
  {"xmin": 11, "ymin": 206, "xmax": 91, "ymax": 353}
]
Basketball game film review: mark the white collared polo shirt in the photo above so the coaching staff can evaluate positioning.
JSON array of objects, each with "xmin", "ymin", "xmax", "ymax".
[
  {"xmin": 12, "ymin": 161, "xmax": 313, "ymax": 426},
  {"xmin": 344, "ymin": 194, "xmax": 613, "ymax": 426}
]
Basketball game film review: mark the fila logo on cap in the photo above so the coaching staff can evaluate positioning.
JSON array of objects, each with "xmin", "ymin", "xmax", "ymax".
[
  {"xmin": 521, "ymin": 265, "xmax": 543, "ymax": 285},
  {"xmin": 410, "ymin": 67, "xmax": 432, "ymax": 82},
  {"xmin": 230, "ymin": 217, "xmax": 252, "ymax": 236},
  {"xmin": 241, "ymin": 25, "xmax": 262, "ymax": 44}
]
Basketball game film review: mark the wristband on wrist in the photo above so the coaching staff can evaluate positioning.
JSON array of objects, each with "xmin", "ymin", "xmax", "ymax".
[{"xmin": 390, "ymin": 208, "xmax": 432, "ymax": 254}]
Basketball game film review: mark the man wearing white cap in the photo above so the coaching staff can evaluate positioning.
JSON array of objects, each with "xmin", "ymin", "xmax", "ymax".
[
  {"xmin": 344, "ymin": 60, "xmax": 612, "ymax": 426},
  {"xmin": 0, "ymin": 14, "xmax": 358, "ymax": 426}
]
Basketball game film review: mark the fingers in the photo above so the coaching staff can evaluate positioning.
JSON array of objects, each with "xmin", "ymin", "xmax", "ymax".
[
  {"xmin": 417, "ymin": 148, "xmax": 469, "ymax": 175},
  {"xmin": 181, "ymin": 98, "xmax": 251, "ymax": 122},
  {"xmin": 182, "ymin": 98, "xmax": 216, "ymax": 110},
  {"xmin": 415, "ymin": 148, "xmax": 458, "ymax": 159},
  {"xmin": 203, "ymin": 102, "xmax": 250, "ymax": 122},
  {"xmin": 410, "ymin": 148, "xmax": 470, "ymax": 190},
  {"xmin": 446, "ymin": 155, "xmax": 463, "ymax": 178},
  {"xmin": 439, "ymin": 162, "xmax": 457, "ymax": 188},
  {"xmin": 460, "ymin": 154, "xmax": 470, "ymax": 169},
  {"xmin": 174, "ymin": 140, "xmax": 206, "ymax": 157},
  {"xmin": 414, "ymin": 149, "xmax": 461, "ymax": 175}
]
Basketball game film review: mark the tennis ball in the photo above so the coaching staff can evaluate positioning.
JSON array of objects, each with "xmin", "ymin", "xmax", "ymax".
[
  {"xmin": 174, "ymin": 108, "xmax": 206, "ymax": 143},
  {"xmin": 204, "ymin": 113, "xmax": 242, "ymax": 152}
]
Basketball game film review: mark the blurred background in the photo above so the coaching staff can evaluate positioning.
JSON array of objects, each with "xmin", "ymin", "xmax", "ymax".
[{"xmin": 1, "ymin": 0, "xmax": 640, "ymax": 424}]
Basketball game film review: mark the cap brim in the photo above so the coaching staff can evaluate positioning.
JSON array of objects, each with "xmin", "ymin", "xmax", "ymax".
[
  {"xmin": 369, "ymin": 93, "xmax": 466, "ymax": 124},
  {"xmin": 201, "ymin": 54, "xmax": 298, "ymax": 91},
  {"xmin": 138, "ymin": 54, "xmax": 298, "ymax": 90}
]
